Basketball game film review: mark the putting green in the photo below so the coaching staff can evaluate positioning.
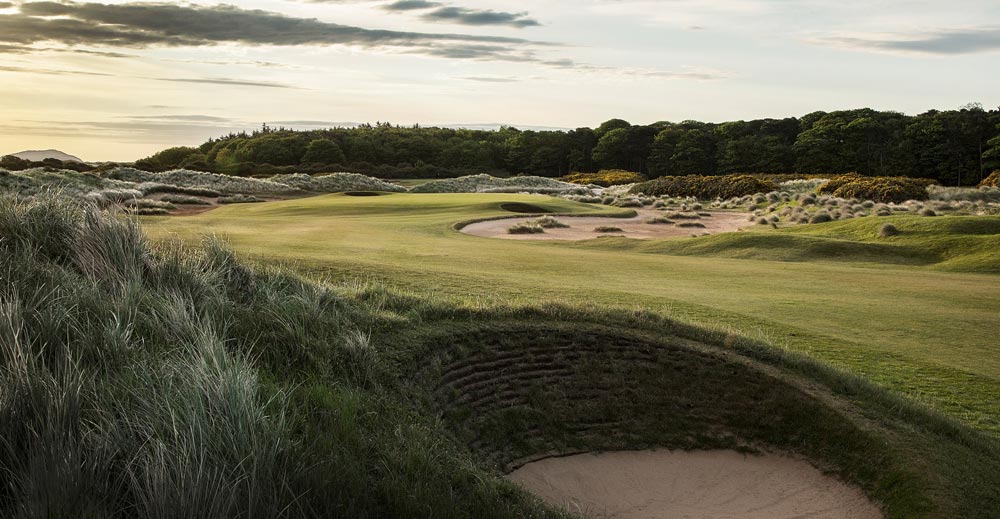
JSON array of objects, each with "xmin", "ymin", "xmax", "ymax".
[{"xmin": 142, "ymin": 192, "xmax": 1000, "ymax": 433}]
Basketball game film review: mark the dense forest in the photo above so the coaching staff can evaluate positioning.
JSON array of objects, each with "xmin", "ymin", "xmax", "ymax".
[{"xmin": 17, "ymin": 105, "xmax": 1000, "ymax": 186}]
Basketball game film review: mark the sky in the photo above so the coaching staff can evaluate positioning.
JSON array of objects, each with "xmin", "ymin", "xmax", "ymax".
[{"xmin": 1, "ymin": 0, "xmax": 999, "ymax": 161}]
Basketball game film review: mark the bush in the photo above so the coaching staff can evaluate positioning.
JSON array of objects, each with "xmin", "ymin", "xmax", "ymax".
[
  {"xmin": 218, "ymin": 194, "xmax": 265, "ymax": 204},
  {"xmin": 677, "ymin": 222, "xmax": 706, "ymax": 228},
  {"xmin": 810, "ymin": 212, "xmax": 833, "ymax": 224},
  {"xmin": 160, "ymin": 194, "xmax": 212, "ymax": 205},
  {"xmin": 980, "ymin": 171, "xmax": 1000, "ymax": 188},
  {"xmin": 662, "ymin": 212, "xmax": 701, "ymax": 219},
  {"xmin": 562, "ymin": 170, "xmax": 646, "ymax": 187},
  {"xmin": 532, "ymin": 216, "xmax": 569, "ymax": 229},
  {"xmin": 411, "ymin": 174, "xmax": 585, "ymax": 194},
  {"xmin": 817, "ymin": 175, "xmax": 931, "ymax": 204},
  {"xmin": 880, "ymin": 224, "xmax": 899, "ymax": 237},
  {"xmin": 507, "ymin": 223, "xmax": 545, "ymax": 234},
  {"xmin": 646, "ymin": 217, "xmax": 674, "ymax": 225},
  {"xmin": 593, "ymin": 226, "xmax": 624, "ymax": 233},
  {"xmin": 920, "ymin": 208, "xmax": 937, "ymax": 217},
  {"xmin": 630, "ymin": 175, "xmax": 778, "ymax": 199}
]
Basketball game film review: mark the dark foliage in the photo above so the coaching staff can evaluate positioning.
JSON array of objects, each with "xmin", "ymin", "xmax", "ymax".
[
  {"xmin": 818, "ymin": 175, "xmax": 932, "ymax": 203},
  {"xmin": 629, "ymin": 174, "xmax": 778, "ymax": 199},
  {"xmin": 125, "ymin": 106, "xmax": 998, "ymax": 185}
]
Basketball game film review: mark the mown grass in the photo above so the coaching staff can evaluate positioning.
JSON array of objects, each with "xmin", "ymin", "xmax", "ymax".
[
  {"xmin": 5, "ymin": 194, "xmax": 1000, "ymax": 517},
  {"xmin": 142, "ymin": 193, "xmax": 1000, "ymax": 436}
]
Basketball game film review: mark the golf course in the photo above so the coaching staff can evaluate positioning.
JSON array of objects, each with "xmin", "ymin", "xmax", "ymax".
[{"xmin": 143, "ymin": 192, "xmax": 1000, "ymax": 434}]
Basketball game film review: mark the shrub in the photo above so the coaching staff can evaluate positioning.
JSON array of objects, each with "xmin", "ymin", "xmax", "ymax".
[
  {"xmin": 532, "ymin": 216, "xmax": 569, "ymax": 229},
  {"xmin": 978, "ymin": 171, "xmax": 1000, "ymax": 188},
  {"xmin": 218, "ymin": 194, "xmax": 264, "ymax": 204},
  {"xmin": 809, "ymin": 212, "xmax": 833, "ymax": 224},
  {"xmin": 615, "ymin": 198, "xmax": 644, "ymax": 208},
  {"xmin": 270, "ymin": 173, "xmax": 404, "ymax": 193},
  {"xmin": 160, "ymin": 194, "xmax": 212, "ymax": 205},
  {"xmin": 140, "ymin": 183, "xmax": 223, "ymax": 197},
  {"xmin": 562, "ymin": 170, "xmax": 645, "ymax": 187},
  {"xmin": 920, "ymin": 208, "xmax": 937, "ymax": 217},
  {"xmin": 880, "ymin": 223, "xmax": 899, "ymax": 237},
  {"xmin": 818, "ymin": 175, "xmax": 931, "ymax": 204},
  {"xmin": 646, "ymin": 217, "xmax": 674, "ymax": 225},
  {"xmin": 593, "ymin": 226, "xmax": 624, "ymax": 233},
  {"xmin": 816, "ymin": 173, "xmax": 865, "ymax": 195},
  {"xmin": 663, "ymin": 212, "xmax": 701, "ymax": 219},
  {"xmin": 507, "ymin": 223, "xmax": 544, "ymax": 234},
  {"xmin": 411, "ymin": 174, "xmax": 584, "ymax": 194},
  {"xmin": 677, "ymin": 222, "xmax": 707, "ymax": 228},
  {"xmin": 629, "ymin": 175, "xmax": 778, "ymax": 199}
]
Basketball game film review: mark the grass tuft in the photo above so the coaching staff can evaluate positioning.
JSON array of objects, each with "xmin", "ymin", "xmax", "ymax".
[{"xmin": 507, "ymin": 223, "xmax": 545, "ymax": 234}]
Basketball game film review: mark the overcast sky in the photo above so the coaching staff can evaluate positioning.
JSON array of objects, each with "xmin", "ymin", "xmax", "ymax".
[{"xmin": 1, "ymin": 0, "xmax": 999, "ymax": 161}]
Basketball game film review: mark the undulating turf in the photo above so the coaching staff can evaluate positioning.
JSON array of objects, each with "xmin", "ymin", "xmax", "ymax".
[{"xmin": 142, "ymin": 193, "xmax": 1000, "ymax": 433}]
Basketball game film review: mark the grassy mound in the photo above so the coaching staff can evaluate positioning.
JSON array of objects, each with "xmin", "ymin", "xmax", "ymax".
[
  {"xmin": 622, "ymin": 215, "xmax": 1000, "ymax": 272},
  {"xmin": 630, "ymin": 174, "xmax": 778, "ymax": 199}
]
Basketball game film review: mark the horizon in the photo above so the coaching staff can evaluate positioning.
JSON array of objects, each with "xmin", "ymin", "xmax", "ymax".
[{"xmin": 2, "ymin": 0, "xmax": 999, "ymax": 161}]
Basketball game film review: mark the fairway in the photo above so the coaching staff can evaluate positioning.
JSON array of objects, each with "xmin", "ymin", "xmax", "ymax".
[{"xmin": 143, "ymin": 192, "xmax": 1000, "ymax": 433}]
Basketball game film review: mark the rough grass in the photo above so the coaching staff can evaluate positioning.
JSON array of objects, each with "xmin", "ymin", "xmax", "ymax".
[
  {"xmin": 532, "ymin": 216, "xmax": 569, "ymax": 229},
  {"xmin": 410, "ymin": 174, "xmax": 585, "ymax": 194},
  {"xmin": 507, "ymin": 222, "xmax": 545, "ymax": 234},
  {"xmin": 594, "ymin": 226, "xmax": 624, "ymax": 233}
]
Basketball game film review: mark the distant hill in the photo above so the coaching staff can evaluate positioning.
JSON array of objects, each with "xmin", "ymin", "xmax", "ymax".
[{"xmin": 9, "ymin": 149, "xmax": 85, "ymax": 163}]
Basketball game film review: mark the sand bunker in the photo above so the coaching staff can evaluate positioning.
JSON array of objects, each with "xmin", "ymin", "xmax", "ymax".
[
  {"xmin": 508, "ymin": 450, "xmax": 882, "ymax": 519},
  {"xmin": 461, "ymin": 209, "xmax": 751, "ymax": 240}
]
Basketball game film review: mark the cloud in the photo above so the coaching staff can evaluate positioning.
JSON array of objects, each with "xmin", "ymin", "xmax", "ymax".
[
  {"xmin": 122, "ymin": 115, "xmax": 233, "ymax": 122},
  {"xmin": 0, "ymin": 64, "xmax": 114, "ymax": 77},
  {"xmin": 0, "ymin": 64, "xmax": 301, "ymax": 89},
  {"xmin": 1, "ymin": 1, "xmax": 543, "ymax": 57},
  {"xmin": 154, "ymin": 77, "xmax": 301, "ymax": 89},
  {"xmin": 458, "ymin": 76, "xmax": 519, "ymax": 83},
  {"xmin": 383, "ymin": 0, "xmax": 439, "ymax": 10},
  {"xmin": 0, "ymin": 2, "xmax": 726, "ymax": 81},
  {"xmin": 816, "ymin": 26, "xmax": 1000, "ymax": 55},
  {"xmin": 421, "ymin": 7, "xmax": 540, "ymax": 28},
  {"xmin": 382, "ymin": 1, "xmax": 540, "ymax": 28},
  {"xmin": 163, "ymin": 58, "xmax": 300, "ymax": 69},
  {"xmin": 0, "ymin": 43, "xmax": 131, "ymax": 57}
]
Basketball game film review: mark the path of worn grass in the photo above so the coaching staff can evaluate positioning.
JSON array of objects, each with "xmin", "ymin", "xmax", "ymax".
[{"xmin": 143, "ymin": 193, "xmax": 1000, "ymax": 432}]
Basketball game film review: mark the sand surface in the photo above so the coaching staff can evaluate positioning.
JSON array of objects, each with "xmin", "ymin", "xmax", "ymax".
[
  {"xmin": 508, "ymin": 450, "xmax": 883, "ymax": 519},
  {"xmin": 461, "ymin": 209, "xmax": 751, "ymax": 240}
]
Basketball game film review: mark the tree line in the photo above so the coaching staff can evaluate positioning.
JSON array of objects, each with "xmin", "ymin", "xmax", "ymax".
[{"xmin": 128, "ymin": 105, "xmax": 1000, "ymax": 186}]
